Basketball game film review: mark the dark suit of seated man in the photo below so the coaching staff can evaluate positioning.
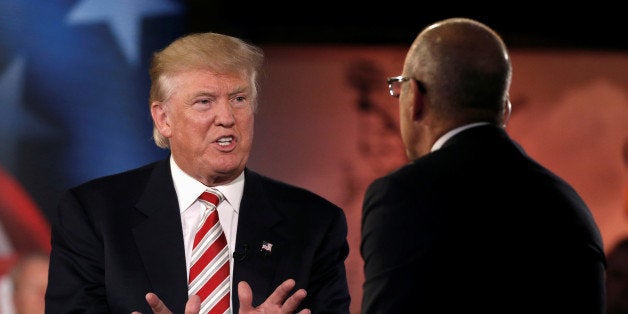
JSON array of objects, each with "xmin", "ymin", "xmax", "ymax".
[{"xmin": 361, "ymin": 17, "xmax": 606, "ymax": 314}]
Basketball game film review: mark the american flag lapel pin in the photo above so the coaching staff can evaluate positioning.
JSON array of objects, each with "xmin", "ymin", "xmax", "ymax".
[{"xmin": 260, "ymin": 241, "xmax": 273, "ymax": 255}]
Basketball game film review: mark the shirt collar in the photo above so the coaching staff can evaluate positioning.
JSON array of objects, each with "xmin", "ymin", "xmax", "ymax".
[
  {"xmin": 170, "ymin": 155, "xmax": 245, "ymax": 214},
  {"xmin": 431, "ymin": 122, "xmax": 490, "ymax": 152}
]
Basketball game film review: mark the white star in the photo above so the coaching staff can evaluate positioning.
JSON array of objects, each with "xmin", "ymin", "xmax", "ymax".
[
  {"xmin": 0, "ymin": 57, "xmax": 55, "ymax": 170},
  {"xmin": 66, "ymin": 0, "xmax": 183, "ymax": 65}
]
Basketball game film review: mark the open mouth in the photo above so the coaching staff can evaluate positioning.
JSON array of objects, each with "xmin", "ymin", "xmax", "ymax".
[{"xmin": 217, "ymin": 136, "xmax": 233, "ymax": 147}]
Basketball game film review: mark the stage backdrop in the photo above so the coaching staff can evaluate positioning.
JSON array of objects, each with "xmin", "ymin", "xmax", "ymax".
[
  {"xmin": 0, "ymin": 2, "xmax": 626, "ymax": 312},
  {"xmin": 0, "ymin": 0, "xmax": 184, "ymax": 312},
  {"xmin": 248, "ymin": 46, "xmax": 628, "ymax": 313}
]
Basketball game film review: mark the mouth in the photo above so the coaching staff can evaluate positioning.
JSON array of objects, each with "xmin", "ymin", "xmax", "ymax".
[{"xmin": 216, "ymin": 136, "xmax": 234, "ymax": 147}]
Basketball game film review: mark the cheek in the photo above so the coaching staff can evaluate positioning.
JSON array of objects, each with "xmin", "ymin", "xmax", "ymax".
[
  {"xmin": 237, "ymin": 111, "xmax": 255, "ymax": 139},
  {"xmin": 173, "ymin": 112, "xmax": 208, "ymax": 134},
  {"xmin": 241, "ymin": 122, "xmax": 255, "ymax": 150}
]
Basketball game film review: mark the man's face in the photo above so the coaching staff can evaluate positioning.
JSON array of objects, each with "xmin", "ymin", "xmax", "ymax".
[{"xmin": 153, "ymin": 69, "xmax": 255, "ymax": 185}]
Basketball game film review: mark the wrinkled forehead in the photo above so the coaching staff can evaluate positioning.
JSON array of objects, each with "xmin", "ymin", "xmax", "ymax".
[{"xmin": 160, "ymin": 68, "xmax": 255, "ymax": 97}]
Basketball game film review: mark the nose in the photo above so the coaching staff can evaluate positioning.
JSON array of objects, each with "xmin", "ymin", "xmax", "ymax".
[{"xmin": 214, "ymin": 98, "xmax": 236, "ymax": 127}]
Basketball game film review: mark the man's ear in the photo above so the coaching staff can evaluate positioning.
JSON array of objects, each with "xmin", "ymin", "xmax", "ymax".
[
  {"xmin": 502, "ymin": 99, "xmax": 512, "ymax": 128},
  {"xmin": 151, "ymin": 101, "xmax": 171, "ymax": 137},
  {"xmin": 411, "ymin": 80, "xmax": 425, "ymax": 121}
]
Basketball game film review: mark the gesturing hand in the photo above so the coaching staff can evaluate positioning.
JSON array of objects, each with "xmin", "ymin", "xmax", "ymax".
[
  {"xmin": 132, "ymin": 278, "xmax": 309, "ymax": 314},
  {"xmin": 131, "ymin": 293, "xmax": 200, "ymax": 314},
  {"xmin": 238, "ymin": 279, "xmax": 310, "ymax": 314}
]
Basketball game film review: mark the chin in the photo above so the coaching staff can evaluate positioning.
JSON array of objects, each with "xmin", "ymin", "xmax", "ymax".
[{"xmin": 213, "ymin": 160, "xmax": 245, "ymax": 174}]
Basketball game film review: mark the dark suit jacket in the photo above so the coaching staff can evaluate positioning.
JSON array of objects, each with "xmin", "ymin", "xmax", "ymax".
[
  {"xmin": 361, "ymin": 124, "xmax": 606, "ymax": 313},
  {"xmin": 45, "ymin": 159, "xmax": 350, "ymax": 313}
]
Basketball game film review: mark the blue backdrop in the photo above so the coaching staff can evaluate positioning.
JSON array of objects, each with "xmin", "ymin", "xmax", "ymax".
[{"xmin": 0, "ymin": 0, "xmax": 186, "ymax": 223}]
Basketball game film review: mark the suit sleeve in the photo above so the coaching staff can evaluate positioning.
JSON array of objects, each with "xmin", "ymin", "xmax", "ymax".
[
  {"xmin": 45, "ymin": 189, "xmax": 109, "ymax": 313},
  {"xmin": 360, "ymin": 176, "xmax": 433, "ymax": 313},
  {"xmin": 303, "ymin": 202, "xmax": 351, "ymax": 313}
]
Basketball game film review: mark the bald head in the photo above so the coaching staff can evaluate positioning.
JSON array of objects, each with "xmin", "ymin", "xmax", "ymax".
[{"xmin": 404, "ymin": 18, "xmax": 512, "ymax": 124}]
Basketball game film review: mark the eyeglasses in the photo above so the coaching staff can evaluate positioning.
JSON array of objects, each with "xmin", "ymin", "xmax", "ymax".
[{"xmin": 386, "ymin": 75, "xmax": 411, "ymax": 98}]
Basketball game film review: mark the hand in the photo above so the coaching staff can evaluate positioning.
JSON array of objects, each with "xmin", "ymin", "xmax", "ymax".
[
  {"xmin": 131, "ymin": 292, "xmax": 200, "ymax": 314},
  {"xmin": 238, "ymin": 279, "xmax": 310, "ymax": 314},
  {"xmin": 131, "ymin": 278, "xmax": 309, "ymax": 314}
]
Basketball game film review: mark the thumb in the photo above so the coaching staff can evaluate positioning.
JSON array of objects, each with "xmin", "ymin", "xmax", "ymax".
[
  {"xmin": 237, "ymin": 281, "xmax": 254, "ymax": 311},
  {"xmin": 185, "ymin": 295, "xmax": 201, "ymax": 314}
]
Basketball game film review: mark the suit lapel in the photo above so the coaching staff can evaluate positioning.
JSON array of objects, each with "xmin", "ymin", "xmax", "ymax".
[
  {"xmin": 129, "ymin": 164, "xmax": 288, "ymax": 310},
  {"xmin": 133, "ymin": 158, "xmax": 188, "ymax": 312},
  {"xmin": 232, "ymin": 169, "xmax": 285, "ymax": 308}
]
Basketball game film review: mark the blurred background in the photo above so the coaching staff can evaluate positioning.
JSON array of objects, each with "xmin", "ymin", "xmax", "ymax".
[{"xmin": 0, "ymin": 1, "xmax": 626, "ymax": 313}]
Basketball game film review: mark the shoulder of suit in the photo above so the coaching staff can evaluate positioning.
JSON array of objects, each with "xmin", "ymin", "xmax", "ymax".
[
  {"xmin": 245, "ymin": 168, "xmax": 340, "ymax": 208},
  {"xmin": 71, "ymin": 159, "xmax": 165, "ymax": 192}
]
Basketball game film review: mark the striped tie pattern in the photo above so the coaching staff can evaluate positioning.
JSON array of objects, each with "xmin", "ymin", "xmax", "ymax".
[{"xmin": 189, "ymin": 189, "xmax": 230, "ymax": 314}]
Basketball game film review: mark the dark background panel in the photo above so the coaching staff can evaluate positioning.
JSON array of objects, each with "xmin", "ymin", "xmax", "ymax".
[{"xmin": 186, "ymin": 1, "xmax": 625, "ymax": 51}]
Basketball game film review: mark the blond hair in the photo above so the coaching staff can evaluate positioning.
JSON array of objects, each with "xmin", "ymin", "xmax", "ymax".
[{"xmin": 148, "ymin": 32, "xmax": 264, "ymax": 148}]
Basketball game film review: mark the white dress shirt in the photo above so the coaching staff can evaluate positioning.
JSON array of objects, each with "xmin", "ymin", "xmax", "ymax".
[
  {"xmin": 169, "ymin": 155, "xmax": 243, "ymax": 288},
  {"xmin": 431, "ymin": 122, "xmax": 490, "ymax": 152}
]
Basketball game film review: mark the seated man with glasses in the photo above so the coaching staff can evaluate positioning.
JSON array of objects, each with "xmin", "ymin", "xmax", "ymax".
[{"xmin": 360, "ymin": 17, "xmax": 606, "ymax": 314}]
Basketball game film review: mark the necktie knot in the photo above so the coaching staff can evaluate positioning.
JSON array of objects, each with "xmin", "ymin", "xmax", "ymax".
[{"xmin": 198, "ymin": 188, "xmax": 225, "ymax": 209}]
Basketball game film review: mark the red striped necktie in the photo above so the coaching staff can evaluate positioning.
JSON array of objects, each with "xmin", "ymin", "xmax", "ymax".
[{"xmin": 189, "ymin": 189, "xmax": 230, "ymax": 313}]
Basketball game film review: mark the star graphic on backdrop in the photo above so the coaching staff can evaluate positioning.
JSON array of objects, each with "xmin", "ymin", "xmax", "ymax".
[
  {"xmin": 0, "ymin": 57, "xmax": 56, "ymax": 171},
  {"xmin": 66, "ymin": 0, "xmax": 183, "ymax": 65}
]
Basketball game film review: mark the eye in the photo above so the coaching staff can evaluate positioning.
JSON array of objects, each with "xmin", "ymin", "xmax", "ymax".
[
  {"xmin": 231, "ymin": 95, "xmax": 249, "ymax": 107},
  {"xmin": 194, "ymin": 98, "xmax": 214, "ymax": 107}
]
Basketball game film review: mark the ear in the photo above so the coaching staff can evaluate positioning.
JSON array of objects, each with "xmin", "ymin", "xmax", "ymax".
[
  {"xmin": 411, "ymin": 80, "xmax": 425, "ymax": 121},
  {"xmin": 502, "ymin": 99, "xmax": 512, "ymax": 128},
  {"xmin": 151, "ymin": 101, "xmax": 172, "ymax": 137}
]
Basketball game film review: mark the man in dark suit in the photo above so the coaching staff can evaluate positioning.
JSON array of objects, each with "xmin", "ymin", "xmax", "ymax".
[
  {"xmin": 45, "ymin": 32, "xmax": 350, "ymax": 314},
  {"xmin": 360, "ymin": 18, "xmax": 607, "ymax": 313}
]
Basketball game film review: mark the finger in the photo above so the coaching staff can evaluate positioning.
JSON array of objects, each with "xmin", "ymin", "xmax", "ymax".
[
  {"xmin": 145, "ymin": 292, "xmax": 171, "ymax": 314},
  {"xmin": 237, "ymin": 281, "xmax": 254, "ymax": 310},
  {"xmin": 185, "ymin": 295, "xmax": 201, "ymax": 314},
  {"xmin": 296, "ymin": 310, "xmax": 312, "ymax": 314},
  {"xmin": 281, "ymin": 288, "xmax": 307, "ymax": 312},
  {"xmin": 266, "ymin": 278, "xmax": 296, "ymax": 305}
]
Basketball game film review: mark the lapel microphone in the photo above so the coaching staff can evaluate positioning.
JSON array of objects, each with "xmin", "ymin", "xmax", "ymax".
[{"xmin": 233, "ymin": 244, "xmax": 248, "ymax": 262}]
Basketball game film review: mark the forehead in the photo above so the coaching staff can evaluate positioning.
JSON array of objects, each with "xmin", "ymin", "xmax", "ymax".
[
  {"xmin": 171, "ymin": 68, "xmax": 246, "ymax": 83},
  {"xmin": 168, "ymin": 70, "xmax": 250, "ymax": 93}
]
